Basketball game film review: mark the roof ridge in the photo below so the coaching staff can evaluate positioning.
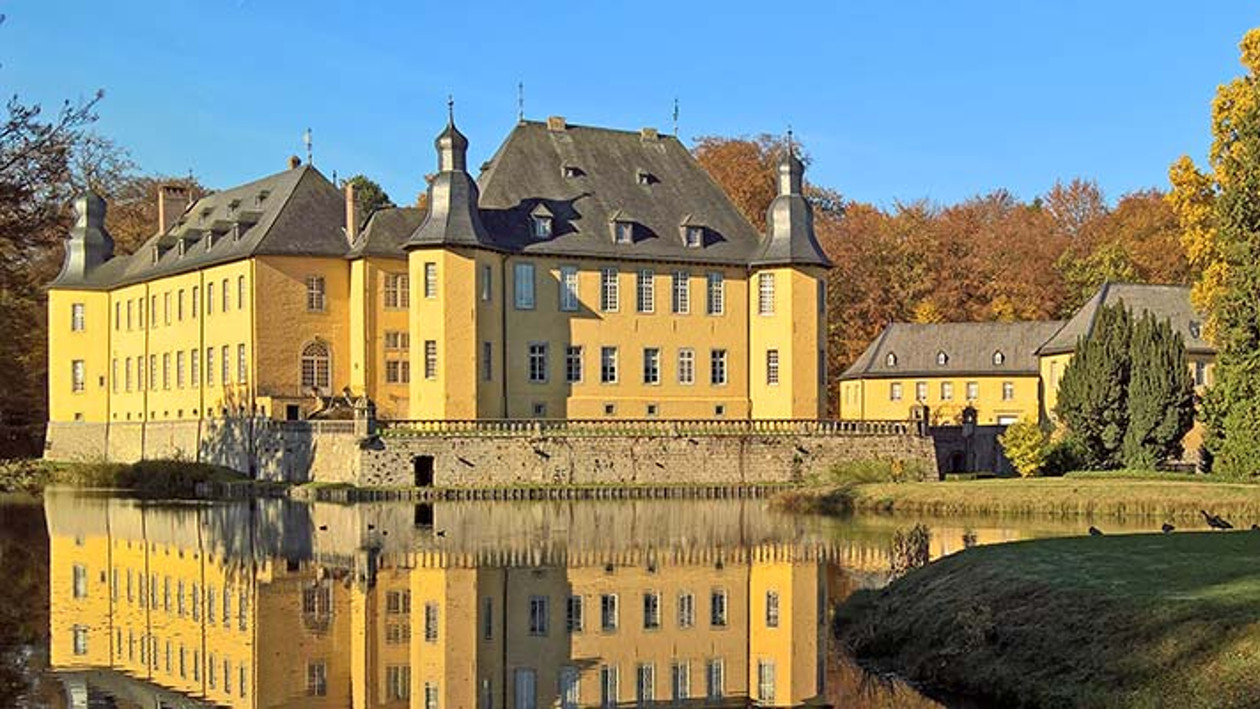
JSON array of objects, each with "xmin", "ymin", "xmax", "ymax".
[{"xmin": 252, "ymin": 165, "xmax": 326, "ymax": 254}]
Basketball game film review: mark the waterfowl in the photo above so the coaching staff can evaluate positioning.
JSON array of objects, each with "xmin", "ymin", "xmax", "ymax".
[
  {"xmin": 1089, "ymin": 526, "xmax": 1104, "ymax": 536},
  {"xmin": 1162, "ymin": 522, "xmax": 1175, "ymax": 534}
]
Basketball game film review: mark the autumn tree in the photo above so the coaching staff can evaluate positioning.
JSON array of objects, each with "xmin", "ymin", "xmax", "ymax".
[
  {"xmin": 1168, "ymin": 28, "xmax": 1260, "ymax": 477},
  {"xmin": 693, "ymin": 134, "xmax": 795, "ymax": 231}
]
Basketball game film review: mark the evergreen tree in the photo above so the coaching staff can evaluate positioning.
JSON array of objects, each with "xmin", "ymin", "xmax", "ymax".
[
  {"xmin": 1055, "ymin": 303, "xmax": 1132, "ymax": 468},
  {"xmin": 1123, "ymin": 312, "xmax": 1195, "ymax": 469}
]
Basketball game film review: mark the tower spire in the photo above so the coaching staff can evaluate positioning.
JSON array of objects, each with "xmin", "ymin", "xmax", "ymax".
[
  {"xmin": 518, "ymin": 82, "xmax": 525, "ymax": 122},
  {"xmin": 673, "ymin": 97, "xmax": 679, "ymax": 137},
  {"xmin": 303, "ymin": 127, "xmax": 313, "ymax": 166},
  {"xmin": 447, "ymin": 95, "xmax": 455, "ymax": 124}
]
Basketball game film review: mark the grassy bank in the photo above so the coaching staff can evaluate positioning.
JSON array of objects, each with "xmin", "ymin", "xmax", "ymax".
[
  {"xmin": 837, "ymin": 531, "xmax": 1260, "ymax": 707},
  {"xmin": 0, "ymin": 458, "xmax": 251, "ymax": 498},
  {"xmin": 779, "ymin": 475, "xmax": 1260, "ymax": 521}
]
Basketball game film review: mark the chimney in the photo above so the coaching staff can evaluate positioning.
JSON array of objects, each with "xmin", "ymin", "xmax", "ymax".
[
  {"xmin": 157, "ymin": 184, "xmax": 189, "ymax": 235},
  {"xmin": 288, "ymin": 155, "xmax": 302, "ymax": 170},
  {"xmin": 546, "ymin": 115, "xmax": 567, "ymax": 132},
  {"xmin": 640, "ymin": 127, "xmax": 659, "ymax": 142},
  {"xmin": 344, "ymin": 182, "xmax": 358, "ymax": 245}
]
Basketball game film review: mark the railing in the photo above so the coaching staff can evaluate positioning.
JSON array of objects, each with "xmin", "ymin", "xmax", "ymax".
[
  {"xmin": 263, "ymin": 420, "xmax": 358, "ymax": 435},
  {"xmin": 377, "ymin": 418, "xmax": 920, "ymax": 438}
]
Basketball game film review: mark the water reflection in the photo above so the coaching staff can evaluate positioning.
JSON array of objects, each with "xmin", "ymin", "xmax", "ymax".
[{"xmin": 47, "ymin": 492, "xmax": 857, "ymax": 708}]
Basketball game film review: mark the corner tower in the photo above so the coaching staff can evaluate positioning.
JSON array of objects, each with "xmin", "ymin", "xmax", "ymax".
[
  {"xmin": 404, "ymin": 107, "xmax": 504, "ymax": 419},
  {"xmin": 748, "ymin": 140, "xmax": 832, "ymax": 419}
]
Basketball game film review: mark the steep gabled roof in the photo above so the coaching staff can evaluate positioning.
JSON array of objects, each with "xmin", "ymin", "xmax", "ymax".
[
  {"xmin": 840, "ymin": 320, "xmax": 1065, "ymax": 380},
  {"xmin": 1037, "ymin": 283, "xmax": 1213, "ymax": 355},
  {"xmin": 348, "ymin": 206, "xmax": 426, "ymax": 259},
  {"xmin": 476, "ymin": 121, "xmax": 765, "ymax": 265}
]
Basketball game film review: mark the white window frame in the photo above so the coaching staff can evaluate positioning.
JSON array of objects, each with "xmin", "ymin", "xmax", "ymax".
[
  {"xmin": 565, "ymin": 345, "xmax": 583, "ymax": 383},
  {"xmin": 71, "ymin": 360, "xmax": 86, "ymax": 393},
  {"xmin": 706, "ymin": 272, "xmax": 724, "ymax": 315},
  {"xmin": 529, "ymin": 595, "xmax": 549, "ymax": 636},
  {"xmin": 677, "ymin": 348, "xmax": 695, "ymax": 385},
  {"xmin": 643, "ymin": 592, "xmax": 661, "ymax": 629},
  {"xmin": 305, "ymin": 276, "xmax": 326, "ymax": 312},
  {"xmin": 766, "ymin": 591, "xmax": 780, "ymax": 628},
  {"xmin": 425, "ymin": 340, "xmax": 438, "ymax": 380},
  {"xmin": 600, "ymin": 593, "xmax": 619, "ymax": 631},
  {"xmin": 528, "ymin": 342, "xmax": 549, "ymax": 384},
  {"xmin": 560, "ymin": 265, "xmax": 580, "ymax": 311},
  {"xmin": 915, "ymin": 381, "xmax": 928, "ymax": 401},
  {"xmin": 71, "ymin": 302, "xmax": 85, "ymax": 331},
  {"xmin": 941, "ymin": 381, "xmax": 953, "ymax": 400},
  {"xmin": 890, "ymin": 382, "xmax": 903, "ymax": 401},
  {"xmin": 678, "ymin": 592, "xmax": 695, "ymax": 628},
  {"xmin": 671, "ymin": 271, "xmax": 690, "ymax": 314},
  {"xmin": 757, "ymin": 272, "xmax": 775, "ymax": 315},
  {"xmin": 385, "ymin": 272, "xmax": 410, "ymax": 308},
  {"xmin": 600, "ymin": 347, "xmax": 618, "ymax": 384},
  {"xmin": 531, "ymin": 215, "xmax": 552, "ymax": 239},
  {"xmin": 514, "ymin": 262, "xmax": 536, "ymax": 310},
  {"xmin": 636, "ymin": 269, "xmax": 655, "ymax": 313},
  {"xmin": 766, "ymin": 349, "xmax": 780, "ymax": 386},
  {"xmin": 710, "ymin": 589, "xmax": 728, "ymax": 627},
  {"xmin": 600, "ymin": 267, "xmax": 619, "ymax": 312},
  {"xmin": 966, "ymin": 381, "xmax": 979, "ymax": 400},
  {"xmin": 1002, "ymin": 381, "xmax": 1015, "ymax": 401},
  {"xmin": 643, "ymin": 347, "xmax": 660, "ymax": 385},
  {"xmin": 424, "ymin": 263, "xmax": 438, "ymax": 299},
  {"xmin": 710, "ymin": 349, "xmax": 727, "ymax": 386}
]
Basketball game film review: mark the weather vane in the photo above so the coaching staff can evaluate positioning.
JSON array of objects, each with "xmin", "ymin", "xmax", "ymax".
[
  {"xmin": 518, "ymin": 82, "xmax": 525, "ymax": 122},
  {"xmin": 303, "ymin": 127, "xmax": 313, "ymax": 166}
]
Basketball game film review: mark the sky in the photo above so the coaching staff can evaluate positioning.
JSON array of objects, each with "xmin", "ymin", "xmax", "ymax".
[{"xmin": 3, "ymin": 1, "xmax": 1257, "ymax": 209}]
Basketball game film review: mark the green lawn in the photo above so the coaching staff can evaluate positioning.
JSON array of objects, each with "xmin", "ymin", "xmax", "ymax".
[{"xmin": 837, "ymin": 531, "xmax": 1260, "ymax": 708}]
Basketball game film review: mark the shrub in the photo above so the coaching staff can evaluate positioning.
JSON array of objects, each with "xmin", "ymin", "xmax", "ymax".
[
  {"xmin": 999, "ymin": 419, "xmax": 1050, "ymax": 477},
  {"xmin": 1043, "ymin": 436, "xmax": 1087, "ymax": 476}
]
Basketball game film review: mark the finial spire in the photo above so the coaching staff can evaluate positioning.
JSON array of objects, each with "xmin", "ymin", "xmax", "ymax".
[
  {"xmin": 673, "ymin": 97, "xmax": 679, "ymax": 137},
  {"xmin": 447, "ymin": 95, "xmax": 455, "ymax": 124},
  {"xmin": 303, "ymin": 127, "xmax": 313, "ymax": 166},
  {"xmin": 787, "ymin": 125, "xmax": 794, "ymax": 155},
  {"xmin": 517, "ymin": 82, "xmax": 525, "ymax": 122}
]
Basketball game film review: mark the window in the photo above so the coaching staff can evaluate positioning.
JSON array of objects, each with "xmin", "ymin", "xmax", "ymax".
[
  {"xmin": 915, "ymin": 381, "xmax": 927, "ymax": 401},
  {"xmin": 301, "ymin": 342, "xmax": 331, "ymax": 392},
  {"xmin": 114, "ymin": 302, "xmax": 120, "ymax": 330},
  {"xmin": 304, "ymin": 276, "xmax": 325, "ymax": 312},
  {"xmin": 757, "ymin": 659, "xmax": 776, "ymax": 703},
  {"xmin": 561, "ymin": 667, "xmax": 581, "ymax": 709},
  {"xmin": 386, "ymin": 622, "xmax": 411, "ymax": 644},
  {"xmin": 767, "ymin": 350, "xmax": 780, "ymax": 385},
  {"xmin": 205, "ymin": 283, "xmax": 214, "ymax": 316},
  {"xmin": 73, "ymin": 564, "xmax": 87, "ymax": 598},
  {"xmin": 386, "ymin": 666, "xmax": 411, "ymax": 700},
  {"xmin": 483, "ymin": 597, "xmax": 494, "ymax": 640},
  {"xmin": 635, "ymin": 269, "xmax": 655, "ymax": 313},
  {"xmin": 604, "ymin": 402, "xmax": 617, "ymax": 416},
  {"xmin": 307, "ymin": 661, "xmax": 327, "ymax": 696},
  {"xmin": 757, "ymin": 273, "xmax": 776, "ymax": 315},
  {"xmin": 710, "ymin": 349, "xmax": 727, "ymax": 385},
  {"xmin": 528, "ymin": 343, "xmax": 549, "ymax": 383},
  {"xmin": 529, "ymin": 595, "xmax": 549, "ymax": 635},
  {"xmin": 425, "ymin": 681, "xmax": 439, "ymax": 709},
  {"xmin": 601, "ymin": 594, "xmax": 619, "ymax": 631},
  {"xmin": 643, "ymin": 348, "xmax": 660, "ymax": 384},
  {"xmin": 601, "ymin": 347, "xmax": 618, "ymax": 384},
  {"xmin": 176, "ymin": 352, "xmax": 185, "ymax": 388},
  {"xmin": 221, "ymin": 345, "xmax": 230, "ymax": 385},
  {"xmin": 706, "ymin": 272, "xmax": 724, "ymax": 315},
  {"xmin": 677, "ymin": 349, "xmax": 695, "ymax": 385},
  {"xmin": 205, "ymin": 349, "xmax": 213, "ymax": 387},
  {"xmin": 992, "ymin": 350, "xmax": 1006, "ymax": 366},
  {"xmin": 387, "ymin": 590, "xmax": 412, "ymax": 615},
  {"xmin": 162, "ymin": 353, "xmax": 171, "ymax": 390},
  {"xmin": 386, "ymin": 360, "xmax": 410, "ymax": 384},
  {"xmin": 424, "ymin": 340, "xmax": 438, "ymax": 379},
  {"xmin": 670, "ymin": 271, "xmax": 690, "ymax": 314},
  {"xmin": 671, "ymin": 662, "xmax": 691, "ymax": 703},
  {"xmin": 643, "ymin": 593, "xmax": 661, "ymax": 629},
  {"xmin": 636, "ymin": 663, "xmax": 655, "ymax": 706},
  {"xmin": 73, "ymin": 626, "xmax": 88, "ymax": 655},
  {"xmin": 425, "ymin": 602, "xmax": 440, "ymax": 642},
  {"xmin": 221, "ymin": 278, "xmax": 229, "ymax": 312},
  {"xmin": 1189, "ymin": 320, "xmax": 1202, "ymax": 339},
  {"xmin": 424, "ymin": 263, "xmax": 438, "ymax": 299},
  {"xmin": 560, "ymin": 265, "xmax": 579, "ymax": 311},
  {"xmin": 1195, "ymin": 360, "xmax": 1207, "ymax": 387},
  {"xmin": 71, "ymin": 360, "xmax": 86, "ymax": 392},
  {"xmin": 481, "ymin": 264, "xmax": 493, "ymax": 301},
  {"xmin": 677, "ymin": 593, "xmax": 695, "ymax": 628},
  {"xmin": 191, "ymin": 286, "xmax": 199, "ymax": 317},
  {"xmin": 889, "ymin": 382, "xmax": 902, "ymax": 401},
  {"xmin": 111, "ymin": 359, "xmax": 118, "ymax": 393},
  {"xmin": 600, "ymin": 267, "xmax": 619, "ymax": 312},
  {"xmin": 600, "ymin": 665, "xmax": 619, "ymax": 709},
  {"xmin": 177, "ymin": 289, "xmax": 185, "ymax": 320},
  {"xmin": 1002, "ymin": 381, "xmax": 1015, "ymax": 400},
  {"xmin": 514, "ymin": 262, "xmax": 536, "ymax": 309},
  {"xmin": 386, "ymin": 273, "xmax": 410, "ymax": 308},
  {"xmin": 124, "ymin": 358, "xmax": 132, "ymax": 392},
  {"xmin": 886, "ymin": 352, "xmax": 898, "ymax": 367},
  {"xmin": 937, "ymin": 351, "xmax": 949, "ymax": 366},
  {"xmin": 966, "ymin": 381, "xmax": 979, "ymax": 400},
  {"xmin": 482, "ymin": 341, "xmax": 493, "ymax": 382},
  {"xmin": 384, "ymin": 331, "xmax": 410, "ymax": 350},
  {"xmin": 567, "ymin": 595, "xmax": 584, "ymax": 633},
  {"xmin": 613, "ymin": 220, "xmax": 633, "ymax": 244},
  {"xmin": 237, "ymin": 275, "xmax": 245, "ymax": 309},
  {"xmin": 235, "ymin": 344, "xmax": 248, "ymax": 383},
  {"xmin": 941, "ymin": 381, "xmax": 953, "ymax": 400},
  {"xmin": 684, "ymin": 225, "xmax": 703, "ymax": 248},
  {"xmin": 766, "ymin": 591, "xmax": 780, "ymax": 627},
  {"xmin": 531, "ymin": 215, "xmax": 552, "ymax": 238},
  {"xmin": 565, "ymin": 346, "xmax": 583, "ymax": 383},
  {"xmin": 164, "ymin": 292, "xmax": 171, "ymax": 324},
  {"xmin": 71, "ymin": 303, "xmax": 85, "ymax": 331},
  {"xmin": 710, "ymin": 590, "xmax": 728, "ymax": 627}
]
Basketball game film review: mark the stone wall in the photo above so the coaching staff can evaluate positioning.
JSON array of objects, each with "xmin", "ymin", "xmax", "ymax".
[{"xmin": 357, "ymin": 432, "xmax": 937, "ymax": 487}]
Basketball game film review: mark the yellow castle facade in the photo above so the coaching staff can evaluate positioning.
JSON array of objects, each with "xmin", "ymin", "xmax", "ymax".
[{"xmin": 45, "ymin": 114, "xmax": 832, "ymax": 461}]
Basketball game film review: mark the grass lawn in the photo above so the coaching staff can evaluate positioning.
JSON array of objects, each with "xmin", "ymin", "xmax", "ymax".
[
  {"xmin": 0, "ymin": 458, "xmax": 253, "ymax": 497},
  {"xmin": 837, "ymin": 531, "xmax": 1260, "ymax": 708}
]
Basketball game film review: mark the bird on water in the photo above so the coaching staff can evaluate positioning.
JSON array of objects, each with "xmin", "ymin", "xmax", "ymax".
[
  {"xmin": 1201, "ymin": 510, "xmax": 1234, "ymax": 530},
  {"xmin": 1162, "ymin": 522, "xmax": 1175, "ymax": 534},
  {"xmin": 1089, "ymin": 526, "xmax": 1104, "ymax": 536}
]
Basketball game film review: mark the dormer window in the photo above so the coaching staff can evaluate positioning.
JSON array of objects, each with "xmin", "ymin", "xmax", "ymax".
[
  {"xmin": 992, "ymin": 350, "xmax": 1006, "ymax": 366},
  {"xmin": 885, "ymin": 352, "xmax": 897, "ymax": 368},
  {"xmin": 562, "ymin": 165, "xmax": 583, "ymax": 179},
  {"xmin": 936, "ymin": 351, "xmax": 949, "ymax": 366},
  {"xmin": 684, "ymin": 226, "xmax": 703, "ymax": 248},
  {"xmin": 227, "ymin": 199, "xmax": 241, "ymax": 213},
  {"xmin": 636, "ymin": 170, "xmax": 655, "ymax": 186},
  {"xmin": 205, "ymin": 232, "xmax": 215, "ymax": 250},
  {"xmin": 1189, "ymin": 321, "xmax": 1202, "ymax": 339},
  {"xmin": 177, "ymin": 239, "xmax": 187, "ymax": 257},
  {"xmin": 256, "ymin": 190, "xmax": 270, "ymax": 206},
  {"xmin": 199, "ymin": 207, "xmax": 213, "ymax": 222},
  {"xmin": 151, "ymin": 245, "xmax": 160, "ymax": 265},
  {"xmin": 613, "ymin": 220, "xmax": 633, "ymax": 244},
  {"xmin": 232, "ymin": 223, "xmax": 244, "ymax": 241},
  {"xmin": 531, "ymin": 215, "xmax": 552, "ymax": 239}
]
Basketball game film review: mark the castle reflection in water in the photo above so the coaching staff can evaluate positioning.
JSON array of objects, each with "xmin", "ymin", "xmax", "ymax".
[{"xmin": 46, "ymin": 491, "xmax": 888, "ymax": 708}]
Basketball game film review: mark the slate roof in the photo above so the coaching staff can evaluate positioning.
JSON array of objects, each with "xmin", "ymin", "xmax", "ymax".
[
  {"xmin": 840, "ymin": 321, "xmax": 1065, "ymax": 380},
  {"xmin": 475, "ymin": 120, "xmax": 767, "ymax": 265},
  {"xmin": 53, "ymin": 165, "xmax": 347, "ymax": 290},
  {"xmin": 348, "ymin": 206, "xmax": 426, "ymax": 259},
  {"xmin": 1037, "ymin": 283, "xmax": 1213, "ymax": 355}
]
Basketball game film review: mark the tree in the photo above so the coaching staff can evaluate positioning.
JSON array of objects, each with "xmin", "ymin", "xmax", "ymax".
[
  {"xmin": 1168, "ymin": 27, "xmax": 1260, "ymax": 477},
  {"xmin": 999, "ymin": 419, "xmax": 1050, "ymax": 477},
  {"xmin": 344, "ymin": 174, "xmax": 392, "ymax": 228},
  {"xmin": 1055, "ymin": 303, "xmax": 1133, "ymax": 469},
  {"xmin": 1123, "ymin": 312, "xmax": 1195, "ymax": 469}
]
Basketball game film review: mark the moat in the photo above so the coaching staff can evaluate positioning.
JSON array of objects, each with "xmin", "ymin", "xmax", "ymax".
[{"xmin": 0, "ymin": 492, "xmax": 1156, "ymax": 708}]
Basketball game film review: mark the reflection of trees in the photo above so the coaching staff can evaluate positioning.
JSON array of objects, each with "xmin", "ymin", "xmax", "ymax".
[{"xmin": 0, "ymin": 502, "xmax": 53, "ymax": 706}]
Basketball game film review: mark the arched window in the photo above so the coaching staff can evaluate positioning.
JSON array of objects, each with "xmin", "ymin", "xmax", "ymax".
[
  {"xmin": 885, "ymin": 352, "xmax": 897, "ymax": 367},
  {"xmin": 936, "ymin": 351, "xmax": 949, "ymax": 366},
  {"xmin": 301, "ymin": 342, "xmax": 331, "ymax": 393},
  {"xmin": 992, "ymin": 350, "xmax": 1006, "ymax": 366}
]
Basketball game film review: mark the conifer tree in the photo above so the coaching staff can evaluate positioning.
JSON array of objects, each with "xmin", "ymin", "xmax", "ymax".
[
  {"xmin": 1055, "ymin": 303, "xmax": 1132, "ymax": 468},
  {"xmin": 1123, "ymin": 312, "xmax": 1195, "ymax": 469}
]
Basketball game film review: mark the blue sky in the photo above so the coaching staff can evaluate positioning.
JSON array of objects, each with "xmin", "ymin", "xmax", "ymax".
[{"xmin": 3, "ymin": 1, "xmax": 1256, "ymax": 208}]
